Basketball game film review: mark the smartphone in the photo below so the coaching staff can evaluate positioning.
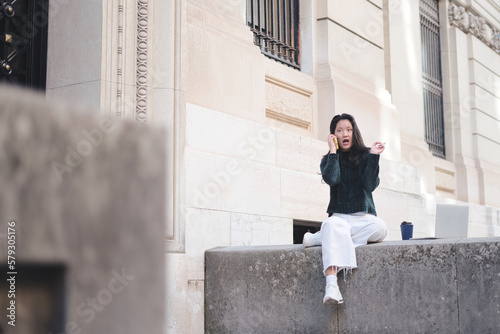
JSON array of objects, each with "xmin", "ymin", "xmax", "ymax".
[{"xmin": 333, "ymin": 137, "xmax": 339, "ymax": 150}]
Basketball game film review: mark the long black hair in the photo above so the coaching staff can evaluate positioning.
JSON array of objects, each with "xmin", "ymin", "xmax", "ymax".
[{"xmin": 327, "ymin": 113, "xmax": 369, "ymax": 168}]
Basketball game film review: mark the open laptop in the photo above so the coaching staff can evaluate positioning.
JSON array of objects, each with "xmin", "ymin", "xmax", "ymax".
[
  {"xmin": 434, "ymin": 203, "xmax": 469, "ymax": 238},
  {"xmin": 412, "ymin": 203, "xmax": 469, "ymax": 240}
]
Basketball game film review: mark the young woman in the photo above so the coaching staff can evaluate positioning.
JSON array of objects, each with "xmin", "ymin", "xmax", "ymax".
[{"xmin": 303, "ymin": 113, "xmax": 387, "ymax": 305}]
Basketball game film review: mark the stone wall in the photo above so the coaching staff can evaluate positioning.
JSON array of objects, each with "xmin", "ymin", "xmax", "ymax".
[
  {"xmin": 0, "ymin": 85, "xmax": 166, "ymax": 334},
  {"xmin": 205, "ymin": 238, "xmax": 500, "ymax": 333}
]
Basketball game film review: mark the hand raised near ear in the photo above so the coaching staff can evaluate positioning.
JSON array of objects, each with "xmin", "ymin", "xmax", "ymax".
[{"xmin": 328, "ymin": 134, "xmax": 338, "ymax": 153}]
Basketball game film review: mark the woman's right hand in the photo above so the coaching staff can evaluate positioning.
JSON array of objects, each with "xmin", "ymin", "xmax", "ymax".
[{"xmin": 328, "ymin": 134, "xmax": 338, "ymax": 154}]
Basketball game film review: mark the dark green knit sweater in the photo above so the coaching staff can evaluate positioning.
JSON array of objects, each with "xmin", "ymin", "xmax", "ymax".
[{"xmin": 320, "ymin": 150, "xmax": 380, "ymax": 216}]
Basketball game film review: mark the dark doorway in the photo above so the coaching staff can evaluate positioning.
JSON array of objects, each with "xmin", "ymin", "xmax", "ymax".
[
  {"xmin": 293, "ymin": 220, "xmax": 320, "ymax": 244},
  {"xmin": 0, "ymin": 264, "xmax": 65, "ymax": 333},
  {"xmin": 1, "ymin": 0, "xmax": 49, "ymax": 90}
]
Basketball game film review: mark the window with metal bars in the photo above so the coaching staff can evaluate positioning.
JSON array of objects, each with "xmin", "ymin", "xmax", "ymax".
[
  {"xmin": 420, "ymin": 0, "xmax": 445, "ymax": 158},
  {"xmin": 0, "ymin": 0, "xmax": 48, "ymax": 90},
  {"xmin": 246, "ymin": 0, "xmax": 300, "ymax": 69}
]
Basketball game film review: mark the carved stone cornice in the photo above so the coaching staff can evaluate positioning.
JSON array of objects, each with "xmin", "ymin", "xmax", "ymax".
[
  {"xmin": 448, "ymin": 2, "xmax": 500, "ymax": 53},
  {"xmin": 265, "ymin": 77, "xmax": 312, "ymax": 129}
]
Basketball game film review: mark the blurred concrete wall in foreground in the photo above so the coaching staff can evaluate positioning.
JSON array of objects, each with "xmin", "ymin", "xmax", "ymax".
[{"xmin": 0, "ymin": 85, "xmax": 166, "ymax": 334}]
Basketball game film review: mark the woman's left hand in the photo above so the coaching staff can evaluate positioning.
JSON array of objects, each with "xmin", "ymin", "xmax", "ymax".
[{"xmin": 370, "ymin": 142, "xmax": 385, "ymax": 155}]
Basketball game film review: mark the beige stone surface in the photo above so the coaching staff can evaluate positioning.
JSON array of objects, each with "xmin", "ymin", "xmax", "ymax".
[
  {"xmin": 46, "ymin": 1, "xmax": 103, "ymax": 109},
  {"xmin": 324, "ymin": 0, "xmax": 385, "ymax": 47}
]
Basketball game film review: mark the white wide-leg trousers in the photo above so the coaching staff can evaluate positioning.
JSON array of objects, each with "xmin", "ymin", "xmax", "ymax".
[{"xmin": 320, "ymin": 212, "xmax": 387, "ymax": 276}]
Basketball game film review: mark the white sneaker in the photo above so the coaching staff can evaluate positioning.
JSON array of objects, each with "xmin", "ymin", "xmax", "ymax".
[
  {"xmin": 323, "ymin": 282, "xmax": 343, "ymax": 305},
  {"xmin": 303, "ymin": 231, "xmax": 321, "ymax": 247}
]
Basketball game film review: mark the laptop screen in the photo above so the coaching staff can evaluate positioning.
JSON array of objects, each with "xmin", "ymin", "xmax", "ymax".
[{"xmin": 434, "ymin": 204, "xmax": 469, "ymax": 239}]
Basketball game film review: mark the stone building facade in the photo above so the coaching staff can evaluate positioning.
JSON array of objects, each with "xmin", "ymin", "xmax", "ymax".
[{"xmin": 11, "ymin": 0, "xmax": 499, "ymax": 332}]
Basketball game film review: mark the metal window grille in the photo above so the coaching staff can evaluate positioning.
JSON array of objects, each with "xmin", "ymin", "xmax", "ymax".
[
  {"xmin": 0, "ymin": 0, "xmax": 48, "ymax": 90},
  {"xmin": 246, "ymin": 0, "xmax": 300, "ymax": 69},
  {"xmin": 420, "ymin": 0, "xmax": 445, "ymax": 158}
]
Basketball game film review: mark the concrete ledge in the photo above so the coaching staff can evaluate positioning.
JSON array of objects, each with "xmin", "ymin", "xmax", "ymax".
[{"xmin": 205, "ymin": 238, "xmax": 500, "ymax": 333}]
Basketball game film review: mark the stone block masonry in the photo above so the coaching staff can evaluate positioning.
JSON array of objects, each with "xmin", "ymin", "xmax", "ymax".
[{"xmin": 205, "ymin": 238, "xmax": 500, "ymax": 333}]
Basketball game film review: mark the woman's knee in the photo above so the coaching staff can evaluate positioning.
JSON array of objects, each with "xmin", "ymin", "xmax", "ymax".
[
  {"xmin": 321, "ymin": 216, "xmax": 350, "ymax": 231},
  {"xmin": 367, "ymin": 217, "xmax": 387, "ymax": 242}
]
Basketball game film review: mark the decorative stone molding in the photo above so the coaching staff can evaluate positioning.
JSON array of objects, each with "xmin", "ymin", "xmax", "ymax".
[
  {"xmin": 448, "ymin": 2, "xmax": 500, "ymax": 53},
  {"xmin": 265, "ymin": 77, "xmax": 312, "ymax": 129},
  {"xmin": 136, "ymin": 0, "xmax": 148, "ymax": 123},
  {"xmin": 116, "ymin": 1, "xmax": 125, "ymax": 119},
  {"xmin": 435, "ymin": 167, "xmax": 456, "ymax": 194}
]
